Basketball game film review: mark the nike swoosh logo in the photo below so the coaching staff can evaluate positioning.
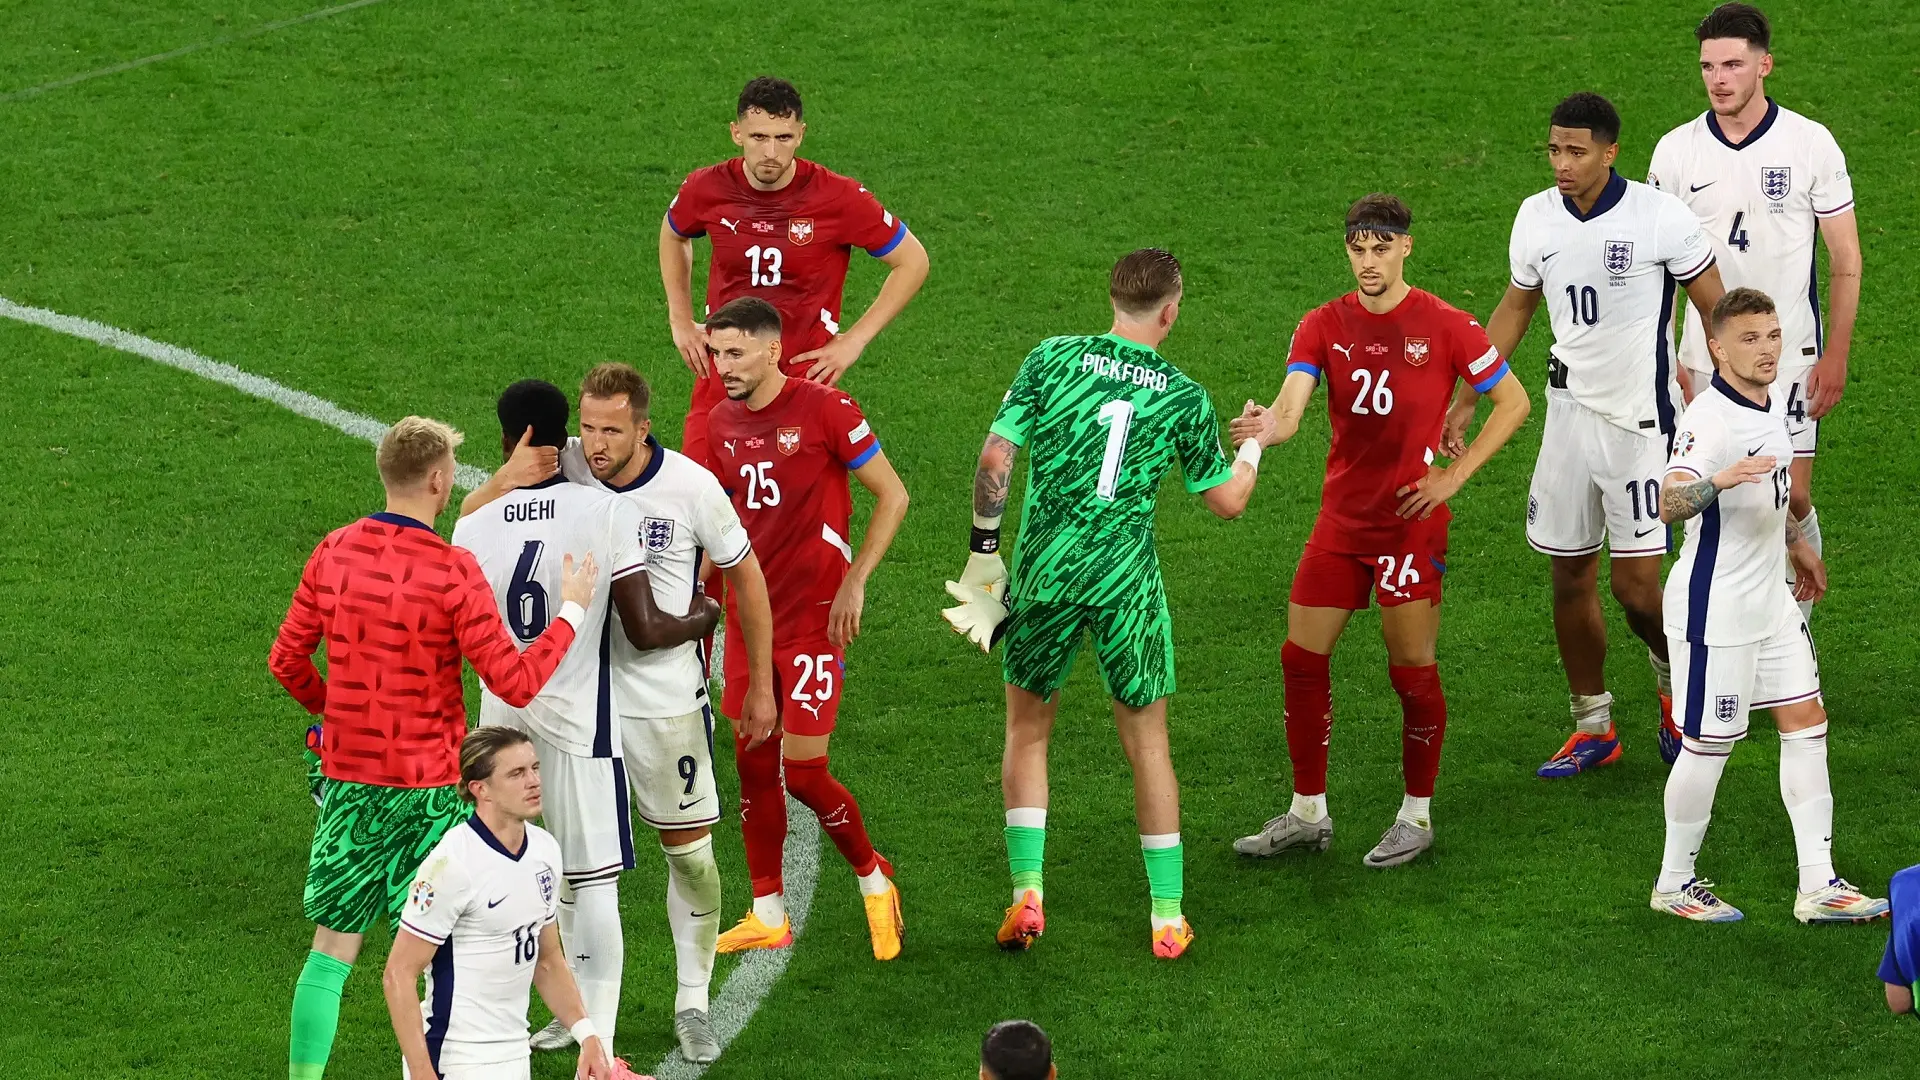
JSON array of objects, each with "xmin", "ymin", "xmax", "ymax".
[
  {"xmin": 690, "ymin": 908, "xmax": 718, "ymax": 918},
  {"xmin": 1690, "ymin": 182, "xmax": 1716, "ymax": 192},
  {"xmin": 487, "ymin": 896, "xmax": 508, "ymax": 908},
  {"xmin": 1542, "ymin": 251, "xmax": 1559, "ymax": 262},
  {"xmin": 1748, "ymin": 445, "xmax": 1765, "ymax": 456},
  {"xmin": 677, "ymin": 798, "xmax": 706, "ymax": 810},
  {"xmin": 1634, "ymin": 526, "xmax": 1660, "ymax": 538}
]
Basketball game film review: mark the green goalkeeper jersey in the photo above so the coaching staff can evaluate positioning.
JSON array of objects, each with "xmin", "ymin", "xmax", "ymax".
[{"xmin": 990, "ymin": 332, "xmax": 1234, "ymax": 607}]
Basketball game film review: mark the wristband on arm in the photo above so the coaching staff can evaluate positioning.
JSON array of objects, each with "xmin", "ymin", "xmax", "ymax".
[
  {"xmin": 970, "ymin": 512, "xmax": 1003, "ymax": 554},
  {"xmin": 1235, "ymin": 438, "xmax": 1263, "ymax": 472},
  {"xmin": 570, "ymin": 1017, "xmax": 598, "ymax": 1046}
]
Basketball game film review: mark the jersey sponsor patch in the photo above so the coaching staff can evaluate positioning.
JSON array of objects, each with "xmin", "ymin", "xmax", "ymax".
[
  {"xmin": 1468, "ymin": 346, "xmax": 1501, "ymax": 375},
  {"xmin": 643, "ymin": 517, "xmax": 676, "ymax": 552},
  {"xmin": 1673, "ymin": 430, "xmax": 1696, "ymax": 456},
  {"xmin": 847, "ymin": 419, "xmax": 871, "ymax": 443},
  {"xmin": 1603, "ymin": 240, "xmax": 1634, "ymax": 275},
  {"xmin": 409, "ymin": 877, "xmax": 436, "ymax": 913},
  {"xmin": 1762, "ymin": 166, "xmax": 1791, "ymax": 202}
]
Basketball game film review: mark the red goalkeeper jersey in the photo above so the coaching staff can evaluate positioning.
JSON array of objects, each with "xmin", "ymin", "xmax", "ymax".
[{"xmin": 269, "ymin": 512, "xmax": 579, "ymax": 788}]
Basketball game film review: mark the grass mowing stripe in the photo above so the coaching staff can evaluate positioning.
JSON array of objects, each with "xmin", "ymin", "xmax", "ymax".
[
  {"xmin": 0, "ymin": 0, "xmax": 402, "ymax": 102},
  {"xmin": 0, "ymin": 295, "xmax": 490, "ymax": 489}
]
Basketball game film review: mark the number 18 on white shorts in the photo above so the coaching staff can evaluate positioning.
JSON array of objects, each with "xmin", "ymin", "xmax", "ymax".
[
  {"xmin": 1671, "ymin": 620, "xmax": 1821, "ymax": 744},
  {"xmin": 1527, "ymin": 390, "xmax": 1672, "ymax": 558}
]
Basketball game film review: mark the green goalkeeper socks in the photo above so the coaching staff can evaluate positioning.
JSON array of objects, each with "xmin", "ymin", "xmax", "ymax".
[
  {"xmin": 289, "ymin": 949, "xmax": 353, "ymax": 1080},
  {"xmin": 1005, "ymin": 807, "xmax": 1047, "ymax": 899},
  {"xmin": 1140, "ymin": 833, "xmax": 1184, "ymax": 922}
]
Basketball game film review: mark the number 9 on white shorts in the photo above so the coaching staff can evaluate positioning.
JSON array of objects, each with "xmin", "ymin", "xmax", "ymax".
[{"xmin": 621, "ymin": 708, "xmax": 720, "ymax": 830}]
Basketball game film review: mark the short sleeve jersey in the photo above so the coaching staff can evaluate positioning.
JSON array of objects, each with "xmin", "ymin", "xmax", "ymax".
[
  {"xmin": 990, "ymin": 333, "xmax": 1232, "ymax": 606},
  {"xmin": 708, "ymin": 379, "xmax": 881, "ymax": 642},
  {"xmin": 451, "ymin": 480, "xmax": 646, "ymax": 757},
  {"xmin": 399, "ymin": 817, "xmax": 564, "ymax": 1072},
  {"xmin": 667, "ymin": 157, "xmax": 909, "ymax": 361},
  {"xmin": 1286, "ymin": 289, "xmax": 1509, "ymax": 554},
  {"xmin": 1661, "ymin": 375, "xmax": 1799, "ymax": 647},
  {"xmin": 559, "ymin": 437, "xmax": 753, "ymax": 718},
  {"xmin": 1649, "ymin": 100, "xmax": 1855, "ymax": 376},
  {"xmin": 1878, "ymin": 864, "xmax": 1920, "ymax": 997},
  {"xmin": 1508, "ymin": 171, "xmax": 1715, "ymax": 437}
]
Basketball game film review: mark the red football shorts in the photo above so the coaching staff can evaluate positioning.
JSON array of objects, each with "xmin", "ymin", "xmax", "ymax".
[
  {"xmin": 722, "ymin": 622, "xmax": 845, "ymax": 737},
  {"xmin": 1289, "ymin": 517, "xmax": 1449, "ymax": 610}
]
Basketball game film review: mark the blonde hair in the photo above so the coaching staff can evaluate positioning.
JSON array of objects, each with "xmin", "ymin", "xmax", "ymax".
[
  {"xmin": 377, "ymin": 415, "xmax": 463, "ymax": 489},
  {"xmin": 459, "ymin": 725, "xmax": 533, "ymax": 804}
]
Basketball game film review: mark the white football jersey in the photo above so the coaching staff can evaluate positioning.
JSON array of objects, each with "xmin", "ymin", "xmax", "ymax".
[
  {"xmin": 1662, "ymin": 375, "xmax": 1799, "ymax": 647},
  {"xmin": 562, "ymin": 436, "xmax": 752, "ymax": 718},
  {"xmin": 1509, "ymin": 172, "xmax": 1715, "ymax": 437},
  {"xmin": 1649, "ymin": 100, "xmax": 1854, "ymax": 377},
  {"xmin": 399, "ymin": 817, "xmax": 565, "ymax": 1071},
  {"xmin": 452, "ymin": 481, "xmax": 646, "ymax": 757}
]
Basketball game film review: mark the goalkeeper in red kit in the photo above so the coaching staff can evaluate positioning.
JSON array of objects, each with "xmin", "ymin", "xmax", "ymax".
[
  {"xmin": 1230, "ymin": 194, "xmax": 1531, "ymax": 868},
  {"xmin": 269, "ymin": 417, "xmax": 598, "ymax": 1080}
]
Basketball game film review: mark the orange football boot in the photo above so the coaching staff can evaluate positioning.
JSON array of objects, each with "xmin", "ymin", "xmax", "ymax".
[
  {"xmin": 715, "ymin": 909, "xmax": 793, "ymax": 954},
  {"xmin": 1152, "ymin": 918, "xmax": 1194, "ymax": 959},
  {"xmin": 863, "ymin": 876, "xmax": 905, "ymax": 961},
  {"xmin": 997, "ymin": 889, "xmax": 1046, "ymax": 951}
]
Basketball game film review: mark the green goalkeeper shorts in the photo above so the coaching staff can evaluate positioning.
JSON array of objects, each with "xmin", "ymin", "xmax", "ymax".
[
  {"xmin": 1001, "ymin": 589, "xmax": 1176, "ymax": 708},
  {"xmin": 303, "ymin": 779, "xmax": 465, "ymax": 933}
]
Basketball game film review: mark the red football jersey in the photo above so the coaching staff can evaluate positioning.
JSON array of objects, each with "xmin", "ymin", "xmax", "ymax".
[
  {"xmin": 707, "ymin": 378, "xmax": 882, "ymax": 643},
  {"xmin": 668, "ymin": 157, "xmax": 907, "ymax": 366},
  {"xmin": 268, "ymin": 513, "xmax": 578, "ymax": 788},
  {"xmin": 1287, "ymin": 288, "xmax": 1510, "ymax": 553}
]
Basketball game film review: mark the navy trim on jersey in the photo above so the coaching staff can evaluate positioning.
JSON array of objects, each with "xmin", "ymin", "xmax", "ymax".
[
  {"xmin": 425, "ymin": 939, "xmax": 454, "ymax": 1073},
  {"xmin": 667, "ymin": 211, "xmax": 705, "ymax": 239},
  {"xmin": 368, "ymin": 511, "xmax": 435, "ymax": 533},
  {"xmin": 467, "ymin": 815, "xmax": 528, "ymax": 861},
  {"xmin": 1681, "ymin": 641, "xmax": 1710, "ymax": 740},
  {"xmin": 1808, "ymin": 247, "xmax": 1825, "ymax": 355},
  {"xmin": 1711, "ymin": 373, "xmax": 1772, "ymax": 412},
  {"xmin": 867, "ymin": 219, "xmax": 908, "ymax": 257},
  {"xmin": 610, "ymin": 758, "xmax": 637, "ymax": 870},
  {"xmin": 609, "ymin": 437, "xmax": 668, "ymax": 492},
  {"xmin": 1673, "ymin": 253, "xmax": 1717, "ymax": 286},
  {"xmin": 1685, "ymin": 502, "xmax": 1721, "ymax": 643},
  {"xmin": 848, "ymin": 440, "xmax": 881, "ymax": 469},
  {"xmin": 1654, "ymin": 273, "xmax": 1679, "ymax": 438},
  {"xmin": 593, "ymin": 612, "xmax": 614, "ymax": 758},
  {"xmin": 689, "ymin": 545, "xmax": 708, "ymax": 679},
  {"xmin": 1561, "ymin": 170, "xmax": 1627, "ymax": 222},
  {"xmin": 700, "ymin": 702, "xmax": 716, "ymax": 758},
  {"xmin": 1704, "ymin": 98, "xmax": 1779, "ymax": 152}
]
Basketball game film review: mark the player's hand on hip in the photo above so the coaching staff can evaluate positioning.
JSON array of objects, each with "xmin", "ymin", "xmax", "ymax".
[
  {"xmin": 738, "ymin": 685, "xmax": 779, "ymax": 750},
  {"xmin": 1395, "ymin": 464, "xmax": 1462, "ymax": 520},
  {"xmin": 828, "ymin": 577, "xmax": 865, "ymax": 649},
  {"xmin": 498, "ymin": 426, "xmax": 560, "ymax": 489},
  {"xmin": 791, "ymin": 335, "xmax": 866, "ymax": 386},
  {"xmin": 1227, "ymin": 402, "xmax": 1277, "ymax": 448},
  {"xmin": 672, "ymin": 320, "xmax": 711, "ymax": 378},
  {"xmin": 1805, "ymin": 351, "xmax": 1847, "ymax": 419},
  {"xmin": 1789, "ymin": 542, "xmax": 1827, "ymax": 603},
  {"xmin": 560, "ymin": 553, "xmax": 598, "ymax": 608},
  {"xmin": 1711, "ymin": 455, "xmax": 1775, "ymax": 490},
  {"xmin": 1441, "ymin": 399, "xmax": 1477, "ymax": 458}
]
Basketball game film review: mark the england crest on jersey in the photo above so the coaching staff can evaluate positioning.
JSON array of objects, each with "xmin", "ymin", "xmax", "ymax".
[
  {"xmin": 1603, "ymin": 240, "xmax": 1634, "ymax": 276},
  {"xmin": 1762, "ymin": 166, "xmax": 1791, "ymax": 202},
  {"xmin": 536, "ymin": 866, "xmax": 556, "ymax": 907},
  {"xmin": 642, "ymin": 517, "xmax": 675, "ymax": 552}
]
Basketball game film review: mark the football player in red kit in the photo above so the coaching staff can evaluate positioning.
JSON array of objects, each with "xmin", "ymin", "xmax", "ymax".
[
  {"xmin": 700, "ymin": 297, "xmax": 912, "ymax": 960},
  {"xmin": 1230, "ymin": 194, "xmax": 1532, "ymax": 869}
]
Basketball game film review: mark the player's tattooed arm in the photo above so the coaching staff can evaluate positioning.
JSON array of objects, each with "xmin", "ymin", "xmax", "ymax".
[
  {"xmin": 1785, "ymin": 515, "xmax": 1805, "ymax": 547},
  {"xmin": 974, "ymin": 434, "xmax": 1018, "ymax": 520},
  {"xmin": 1659, "ymin": 474, "xmax": 1721, "ymax": 524}
]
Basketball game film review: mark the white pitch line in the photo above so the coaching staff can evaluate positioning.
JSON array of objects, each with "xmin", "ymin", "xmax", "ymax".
[
  {"xmin": 0, "ymin": 293, "xmax": 823, "ymax": 1068},
  {"xmin": 0, "ymin": 0, "xmax": 401, "ymax": 103}
]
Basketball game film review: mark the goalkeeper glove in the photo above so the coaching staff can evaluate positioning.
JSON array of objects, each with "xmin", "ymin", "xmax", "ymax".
[{"xmin": 942, "ymin": 552, "xmax": 1009, "ymax": 652}]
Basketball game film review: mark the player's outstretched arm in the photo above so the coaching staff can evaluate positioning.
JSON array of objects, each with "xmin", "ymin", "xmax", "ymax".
[
  {"xmin": 1227, "ymin": 370, "xmax": 1317, "ymax": 449},
  {"xmin": 1398, "ymin": 369, "xmax": 1531, "ymax": 520},
  {"xmin": 1443, "ymin": 286, "xmax": 1540, "ymax": 456},
  {"xmin": 942, "ymin": 434, "xmax": 1017, "ymax": 651},
  {"xmin": 793, "ymin": 231, "xmax": 930, "ymax": 386},
  {"xmin": 531, "ymin": 922, "xmax": 614, "ymax": 1079},
  {"xmin": 1809, "ymin": 210, "xmax": 1862, "ymax": 419},
  {"xmin": 1658, "ymin": 456, "xmax": 1774, "ymax": 524},
  {"xmin": 457, "ymin": 427, "xmax": 559, "ymax": 519},
  {"xmin": 382, "ymin": 929, "xmax": 443, "ymax": 1080},
  {"xmin": 829, "ymin": 449, "xmax": 911, "ymax": 648},
  {"xmin": 452, "ymin": 552, "xmax": 595, "ymax": 707},
  {"xmin": 719, "ymin": 553, "xmax": 778, "ymax": 748},
  {"xmin": 612, "ymin": 568, "xmax": 721, "ymax": 651},
  {"xmin": 660, "ymin": 214, "xmax": 710, "ymax": 378}
]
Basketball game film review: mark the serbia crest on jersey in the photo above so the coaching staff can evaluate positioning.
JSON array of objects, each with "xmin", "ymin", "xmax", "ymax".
[
  {"xmin": 1285, "ymin": 288, "xmax": 1508, "ymax": 553},
  {"xmin": 1508, "ymin": 171, "xmax": 1714, "ymax": 438},
  {"xmin": 666, "ymin": 157, "xmax": 909, "ymax": 362},
  {"xmin": 1649, "ymin": 99, "xmax": 1855, "ymax": 376},
  {"xmin": 707, "ymin": 378, "xmax": 880, "ymax": 640},
  {"xmin": 451, "ymin": 480, "xmax": 646, "ymax": 758},
  {"xmin": 400, "ymin": 818, "xmax": 564, "ymax": 1072}
]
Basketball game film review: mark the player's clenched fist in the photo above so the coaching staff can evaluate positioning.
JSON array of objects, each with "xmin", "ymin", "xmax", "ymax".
[
  {"xmin": 560, "ymin": 553, "xmax": 598, "ymax": 608},
  {"xmin": 942, "ymin": 552, "xmax": 1009, "ymax": 652}
]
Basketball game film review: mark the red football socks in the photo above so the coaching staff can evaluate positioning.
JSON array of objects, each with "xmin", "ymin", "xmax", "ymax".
[
  {"xmin": 733, "ymin": 732, "xmax": 787, "ymax": 897},
  {"xmin": 1390, "ymin": 663, "xmax": 1448, "ymax": 798},
  {"xmin": 1281, "ymin": 641, "xmax": 1334, "ymax": 796},
  {"xmin": 783, "ymin": 755, "xmax": 881, "ymax": 877}
]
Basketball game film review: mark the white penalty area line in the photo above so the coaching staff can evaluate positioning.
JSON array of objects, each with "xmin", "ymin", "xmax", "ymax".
[
  {"xmin": 0, "ymin": 294, "xmax": 821, "ymax": 1072},
  {"xmin": 1, "ymin": 0, "xmax": 401, "ymax": 103}
]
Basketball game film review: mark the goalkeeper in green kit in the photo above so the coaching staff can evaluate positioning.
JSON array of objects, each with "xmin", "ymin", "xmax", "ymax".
[{"xmin": 943, "ymin": 249, "xmax": 1261, "ymax": 959}]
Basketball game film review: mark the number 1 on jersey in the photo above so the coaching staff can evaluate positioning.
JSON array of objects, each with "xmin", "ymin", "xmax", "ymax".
[{"xmin": 1095, "ymin": 399, "xmax": 1134, "ymax": 501}]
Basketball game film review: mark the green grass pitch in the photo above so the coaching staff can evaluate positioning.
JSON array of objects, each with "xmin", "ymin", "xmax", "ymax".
[{"xmin": 3, "ymin": 2, "xmax": 1917, "ymax": 1076}]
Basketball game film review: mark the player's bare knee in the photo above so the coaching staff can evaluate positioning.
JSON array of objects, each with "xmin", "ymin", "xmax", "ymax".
[
  {"xmin": 1775, "ymin": 698, "xmax": 1826, "ymax": 734},
  {"xmin": 1549, "ymin": 556, "xmax": 1600, "ymax": 603},
  {"xmin": 658, "ymin": 824, "xmax": 712, "ymax": 848}
]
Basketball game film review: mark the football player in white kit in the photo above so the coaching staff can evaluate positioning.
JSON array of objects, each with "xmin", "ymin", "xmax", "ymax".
[
  {"xmin": 453, "ymin": 380, "xmax": 720, "ymax": 1061},
  {"xmin": 384, "ymin": 726, "xmax": 617, "ymax": 1080},
  {"xmin": 1648, "ymin": 3, "xmax": 1862, "ymax": 625},
  {"xmin": 1447, "ymin": 92, "xmax": 1725, "ymax": 777},
  {"xmin": 463, "ymin": 364, "xmax": 776, "ymax": 1066},
  {"xmin": 1648, "ymin": 287, "xmax": 1884, "ymax": 925}
]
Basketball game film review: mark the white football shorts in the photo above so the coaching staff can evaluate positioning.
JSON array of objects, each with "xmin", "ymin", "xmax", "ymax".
[
  {"xmin": 523, "ymin": 726, "xmax": 636, "ymax": 884},
  {"xmin": 404, "ymin": 1055, "xmax": 530, "ymax": 1080},
  {"xmin": 1773, "ymin": 361, "xmax": 1819, "ymax": 457},
  {"xmin": 621, "ymin": 707, "xmax": 720, "ymax": 830},
  {"xmin": 1671, "ymin": 621, "xmax": 1821, "ymax": 744},
  {"xmin": 1527, "ymin": 390, "xmax": 1672, "ymax": 558}
]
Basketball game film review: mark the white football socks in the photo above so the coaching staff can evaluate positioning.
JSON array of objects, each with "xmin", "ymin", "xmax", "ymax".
[
  {"xmin": 1572, "ymin": 691, "xmax": 1614, "ymax": 736},
  {"xmin": 1779, "ymin": 722, "xmax": 1836, "ymax": 893},
  {"xmin": 561, "ymin": 877, "xmax": 625, "ymax": 1045},
  {"xmin": 1396, "ymin": 795, "xmax": 1431, "ymax": 829},
  {"xmin": 1793, "ymin": 507, "xmax": 1823, "ymax": 623},
  {"xmin": 752, "ymin": 890, "xmax": 788, "ymax": 928},
  {"xmin": 1290, "ymin": 792, "xmax": 1328, "ymax": 823},
  {"xmin": 856, "ymin": 867, "xmax": 891, "ymax": 897},
  {"xmin": 1657, "ymin": 740, "xmax": 1730, "ymax": 893},
  {"xmin": 1649, "ymin": 652, "xmax": 1672, "ymax": 697},
  {"xmin": 663, "ymin": 835, "xmax": 721, "ymax": 1015}
]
